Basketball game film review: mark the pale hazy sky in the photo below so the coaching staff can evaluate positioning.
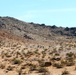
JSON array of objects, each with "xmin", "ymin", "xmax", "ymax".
[{"xmin": 0, "ymin": 0, "xmax": 76, "ymax": 27}]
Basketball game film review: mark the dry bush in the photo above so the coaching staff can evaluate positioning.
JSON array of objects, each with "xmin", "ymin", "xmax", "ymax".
[
  {"xmin": 39, "ymin": 60, "xmax": 52, "ymax": 67},
  {"xmin": 13, "ymin": 58, "xmax": 22, "ymax": 65},
  {"xmin": 65, "ymin": 52, "xmax": 75, "ymax": 66},
  {"xmin": 61, "ymin": 70, "xmax": 69, "ymax": 75},
  {"xmin": 6, "ymin": 65, "xmax": 13, "ymax": 71},
  {"xmin": 29, "ymin": 64, "xmax": 37, "ymax": 71},
  {"xmin": 53, "ymin": 62, "xmax": 63, "ymax": 68},
  {"xmin": 0, "ymin": 63, "xmax": 5, "ymax": 69},
  {"xmin": 37, "ymin": 67, "xmax": 48, "ymax": 73}
]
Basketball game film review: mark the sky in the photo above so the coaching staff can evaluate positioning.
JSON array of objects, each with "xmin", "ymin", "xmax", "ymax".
[{"xmin": 0, "ymin": 0, "xmax": 76, "ymax": 27}]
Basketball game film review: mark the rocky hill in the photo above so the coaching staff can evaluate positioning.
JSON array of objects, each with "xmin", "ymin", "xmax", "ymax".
[{"xmin": 0, "ymin": 16, "xmax": 76, "ymax": 42}]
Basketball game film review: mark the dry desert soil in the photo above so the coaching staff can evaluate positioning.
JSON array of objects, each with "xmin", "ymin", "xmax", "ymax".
[{"xmin": 0, "ymin": 17, "xmax": 76, "ymax": 75}]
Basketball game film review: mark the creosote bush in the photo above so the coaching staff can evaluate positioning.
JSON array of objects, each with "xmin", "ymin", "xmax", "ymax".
[
  {"xmin": 0, "ymin": 63, "xmax": 5, "ymax": 69},
  {"xmin": 52, "ymin": 62, "xmax": 63, "ymax": 68},
  {"xmin": 6, "ymin": 66, "xmax": 13, "ymax": 71},
  {"xmin": 37, "ymin": 67, "xmax": 48, "ymax": 73},
  {"xmin": 62, "ymin": 70, "xmax": 69, "ymax": 75},
  {"xmin": 13, "ymin": 58, "xmax": 21, "ymax": 64}
]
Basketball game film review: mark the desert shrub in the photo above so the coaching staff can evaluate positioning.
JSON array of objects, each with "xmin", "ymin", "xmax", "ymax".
[
  {"xmin": 65, "ymin": 27, "xmax": 70, "ymax": 31},
  {"xmin": 40, "ymin": 24, "xmax": 45, "ymax": 26},
  {"xmin": 61, "ymin": 59, "xmax": 75, "ymax": 66},
  {"xmin": 51, "ymin": 25, "xmax": 57, "ymax": 29},
  {"xmin": 61, "ymin": 59, "xmax": 67, "ymax": 66},
  {"xmin": 66, "ymin": 52, "xmax": 74, "ymax": 58},
  {"xmin": 13, "ymin": 58, "xmax": 21, "ymax": 64},
  {"xmin": 0, "ymin": 63, "xmax": 5, "ymax": 69},
  {"xmin": 43, "ymin": 62, "xmax": 52, "ymax": 67},
  {"xmin": 20, "ymin": 65, "xmax": 26, "ymax": 69},
  {"xmin": 39, "ymin": 61, "xmax": 51, "ymax": 67},
  {"xmin": 5, "ymin": 53, "xmax": 11, "ymax": 57},
  {"xmin": 53, "ymin": 62, "xmax": 63, "ymax": 68},
  {"xmin": 6, "ymin": 66, "xmax": 13, "ymax": 71},
  {"xmin": 51, "ymin": 56, "xmax": 61, "ymax": 61},
  {"xmin": 30, "ymin": 64, "xmax": 37, "ymax": 71},
  {"xmin": 37, "ymin": 67, "xmax": 48, "ymax": 73},
  {"xmin": 66, "ymin": 61, "xmax": 75, "ymax": 66},
  {"xmin": 62, "ymin": 70, "xmax": 69, "ymax": 75},
  {"xmin": 65, "ymin": 52, "xmax": 75, "ymax": 66}
]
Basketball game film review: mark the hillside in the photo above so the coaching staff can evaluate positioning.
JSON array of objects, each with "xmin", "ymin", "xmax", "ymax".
[
  {"xmin": 0, "ymin": 16, "xmax": 76, "ymax": 75},
  {"xmin": 0, "ymin": 16, "xmax": 76, "ymax": 41}
]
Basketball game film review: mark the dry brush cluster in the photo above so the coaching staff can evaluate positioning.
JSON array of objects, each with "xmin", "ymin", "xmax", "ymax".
[{"xmin": 0, "ymin": 39, "xmax": 76, "ymax": 75}]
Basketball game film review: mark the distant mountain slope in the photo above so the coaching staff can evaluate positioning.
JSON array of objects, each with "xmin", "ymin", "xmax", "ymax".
[{"xmin": 0, "ymin": 16, "xmax": 76, "ymax": 41}]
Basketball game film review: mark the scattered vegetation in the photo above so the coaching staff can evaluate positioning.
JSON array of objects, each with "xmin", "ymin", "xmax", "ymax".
[{"xmin": 61, "ymin": 70, "xmax": 69, "ymax": 75}]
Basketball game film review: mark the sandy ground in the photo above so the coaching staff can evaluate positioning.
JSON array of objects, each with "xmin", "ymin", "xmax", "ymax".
[{"xmin": 0, "ymin": 35, "xmax": 76, "ymax": 75}]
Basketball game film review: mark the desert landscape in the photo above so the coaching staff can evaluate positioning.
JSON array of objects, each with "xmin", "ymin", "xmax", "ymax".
[{"xmin": 0, "ymin": 17, "xmax": 76, "ymax": 75}]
